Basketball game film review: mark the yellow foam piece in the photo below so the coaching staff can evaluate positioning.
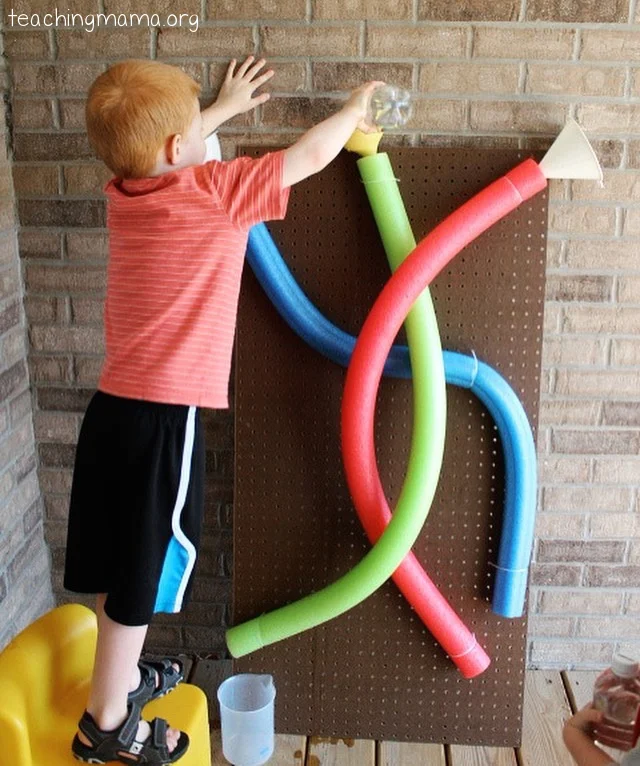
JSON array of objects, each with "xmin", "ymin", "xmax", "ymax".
[
  {"xmin": 0, "ymin": 604, "xmax": 210, "ymax": 766},
  {"xmin": 344, "ymin": 128, "xmax": 384, "ymax": 157}
]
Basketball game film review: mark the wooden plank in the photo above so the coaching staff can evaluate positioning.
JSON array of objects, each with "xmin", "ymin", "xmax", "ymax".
[
  {"xmin": 564, "ymin": 670, "xmax": 621, "ymax": 761},
  {"xmin": 448, "ymin": 745, "xmax": 517, "ymax": 765},
  {"xmin": 518, "ymin": 670, "xmax": 572, "ymax": 766},
  {"xmin": 211, "ymin": 730, "xmax": 306, "ymax": 765},
  {"xmin": 379, "ymin": 741, "xmax": 447, "ymax": 765},
  {"xmin": 563, "ymin": 670, "xmax": 600, "ymax": 712},
  {"xmin": 306, "ymin": 736, "xmax": 375, "ymax": 765}
]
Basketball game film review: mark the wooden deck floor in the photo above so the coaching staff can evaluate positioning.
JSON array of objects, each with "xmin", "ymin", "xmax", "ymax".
[{"xmin": 209, "ymin": 670, "xmax": 620, "ymax": 765}]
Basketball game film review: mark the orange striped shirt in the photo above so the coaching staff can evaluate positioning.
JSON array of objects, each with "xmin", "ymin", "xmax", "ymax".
[{"xmin": 98, "ymin": 150, "xmax": 290, "ymax": 408}]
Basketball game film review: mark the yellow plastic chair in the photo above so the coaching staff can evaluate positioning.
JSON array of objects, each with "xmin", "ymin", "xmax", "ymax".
[{"xmin": 0, "ymin": 604, "xmax": 211, "ymax": 766}]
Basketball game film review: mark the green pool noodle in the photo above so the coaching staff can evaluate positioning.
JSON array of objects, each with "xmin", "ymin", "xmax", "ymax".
[{"xmin": 226, "ymin": 152, "xmax": 446, "ymax": 658}]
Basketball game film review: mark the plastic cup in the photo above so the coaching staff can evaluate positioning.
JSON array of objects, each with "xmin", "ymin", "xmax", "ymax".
[{"xmin": 217, "ymin": 674, "xmax": 276, "ymax": 766}]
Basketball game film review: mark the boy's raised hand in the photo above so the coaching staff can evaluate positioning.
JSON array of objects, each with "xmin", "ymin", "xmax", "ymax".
[
  {"xmin": 344, "ymin": 80, "xmax": 386, "ymax": 133},
  {"xmin": 216, "ymin": 55, "xmax": 274, "ymax": 116}
]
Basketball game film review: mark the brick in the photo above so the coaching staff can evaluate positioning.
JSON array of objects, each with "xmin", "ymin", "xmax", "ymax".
[
  {"xmin": 590, "ymin": 513, "xmax": 640, "ymax": 539},
  {"xmin": 11, "ymin": 62, "xmax": 106, "ymax": 95},
  {"xmin": 535, "ymin": 512, "xmax": 586, "ymax": 539},
  {"xmin": 419, "ymin": 62, "xmax": 519, "ymax": 95},
  {"xmin": 593, "ymin": 457, "xmax": 640, "ymax": 484},
  {"xmin": 19, "ymin": 199, "xmax": 105, "ymax": 228},
  {"xmin": 262, "ymin": 96, "xmax": 336, "ymax": 129},
  {"xmin": 549, "ymin": 205, "xmax": 615, "ymax": 237},
  {"xmin": 555, "ymin": 370, "xmax": 640, "ymax": 398},
  {"xmin": 12, "ymin": 166, "xmax": 59, "ymax": 196},
  {"xmin": 38, "ymin": 442, "xmax": 76, "ymax": 469},
  {"xmin": 11, "ymin": 98, "xmax": 55, "ymax": 129},
  {"xmin": 539, "ymin": 589, "xmax": 623, "ymax": 615},
  {"xmin": 14, "ymin": 132, "xmax": 93, "ymax": 162},
  {"xmin": 590, "ymin": 140, "xmax": 624, "ymax": 170},
  {"xmin": 34, "ymin": 411, "xmax": 78, "ymax": 443},
  {"xmin": 39, "ymin": 468, "xmax": 73, "ymax": 494},
  {"xmin": 0, "ymin": 268, "xmax": 20, "ymax": 303},
  {"xmin": 208, "ymin": 0, "xmax": 305, "ymax": 18},
  {"xmin": 208, "ymin": 60, "xmax": 302, "ymax": 95},
  {"xmin": 74, "ymin": 356, "xmax": 103, "ymax": 385},
  {"xmin": 56, "ymin": 28, "xmax": 149, "ymax": 59},
  {"xmin": 5, "ymin": 0, "xmax": 97, "ymax": 21},
  {"xmin": 183, "ymin": 627, "xmax": 226, "ymax": 653},
  {"xmin": 366, "ymin": 25, "xmax": 466, "ymax": 59},
  {"xmin": 0, "ymin": 235, "xmax": 18, "ymax": 267},
  {"xmin": 9, "ymin": 389, "xmax": 34, "ymax": 426},
  {"xmin": 563, "ymin": 306, "xmax": 640, "ymax": 335},
  {"xmin": 577, "ymin": 103, "xmax": 640, "ymax": 134},
  {"xmin": 71, "ymin": 297, "xmax": 103, "ymax": 324},
  {"xmin": 158, "ymin": 26, "xmax": 254, "ymax": 57},
  {"xmin": 37, "ymin": 386, "xmax": 93, "ymax": 412},
  {"xmin": 0, "ymin": 303, "xmax": 21, "ymax": 336},
  {"xmin": 30, "ymin": 326, "xmax": 104, "ymax": 354},
  {"xmin": 411, "ymin": 99, "xmax": 467, "ymax": 131},
  {"xmin": 24, "ymin": 296, "xmax": 67, "ymax": 324},
  {"xmin": 545, "ymin": 274, "xmax": 613, "ymax": 303},
  {"xmin": 538, "ymin": 456, "xmax": 590, "ymax": 483},
  {"xmin": 627, "ymin": 141, "xmax": 640, "ymax": 170},
  {"xmin": 66, "ymin": 231, "xmax": 108, "ymax": 262},
  {"xmin": 2, "ymin": 330, "xmax": 29, "ymax": 369},
  {"xmin": 0, "ymin": 198, "xmax": 16, "ymax": 231},
  {"xmin": 552, "ymin": 429, "xmax": 640, "ymax": 455},
  {"xmin": 530, "ymin": 563, "xmax": 582, "ymax": 586},
  {"xmin": 543, "ymin": 303, "xmax": 561, "ymax": 334},
  {"xmin": 470, "ymin": 100, "xmax": 567, "ymax": 133},
  {"xmin": 528, "ymin": 0, "xmax": 627, "ymax": 22},
  {"xmin": 541, "ymin": 337, "xmax": 606, "ymax": 367},
  {"xmin": 611, "ymin": 339, "xmax": 640, "ymax": 367},
  {"xmin": 474, "ymin": 27, "xmax": 574, "ymax": 60},
  {"xmin": 526, "ymin": 64, "xmax": 625, "ymax": 98},
  {"xmin": 0, "ymin": 360, "xmax": 25, "ymax": 402},
  {"xmin": 538, "ymin": 399, "xmax": 601, "ymax": 426},
  {"xmin": 623, "ymin": 208, "xmax": 640, "ymax": 236},
  {"xmin": 577, "ymin": 616, "xmax": 640, "ymax": 639},
  {"xmin": 538, "ymin": 539, "xmax": 626, "ymax": 564},
  {"xmin": 58, "ymin": 99, "xmax": 87, "ymax": 130},
  {"xmin": 313, "ymin": 62, "xmax": 412, "ymax": 92},
  {"xmin": 29, "ymin": 356, "xmax": 74, "ymax": 384},
  {"xmin": 3, "ymin": 30, "xmax": 50, "ymax": 59},
  {"xmin": 528, "ymin": 614, "xmax": 576, "ymax": 638},
  {"xmin": 18, "ymin": 230, "xmax": 62, "ymax": 259},
  {"xmin": 581, "ymin": 30, "xmax": 640, "ymax": 62},
  {"xmin": 543, "ymin": 486, "xmax": 631, "ymax": 513},
  {"xmin": 602, "ymin": 402, "xmax": 640, "ymax": 428},
  {"xmin": 617, "ymin": 276, "xmax": 640, "ymax": 305},
  {"xmin": 44, "ymin": 495, "xmax": 70, "ymax": 521},
  {"xmin": 25, "ymin": 264, "xmax": 105, "ymax": 293},
  {"xmin": 585, "ymin": 566, "xmax": 640, "ymax": 588},
  {"xmin": 421, "ymin": 0, "xmax": 518, "ymax": 19},
  {"xmin": 565, "ymin": 240, "xmax": 640, "ymax": 272},
  {"xmin": 63, "ymin": 164, "xmax": 112, "ymax": 195},
  {"xmin": 572, "ymin": 172, "xmax": 640, "ymax": 203}
]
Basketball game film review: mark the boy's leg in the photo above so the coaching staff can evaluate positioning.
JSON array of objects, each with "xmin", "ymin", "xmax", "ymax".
[{"xmin": 77, "ymin": 594, "xmax": 181, "ymax": 753}]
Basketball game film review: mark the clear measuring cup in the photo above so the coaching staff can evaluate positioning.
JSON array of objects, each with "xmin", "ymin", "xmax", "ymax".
[{"xmin": 217, "ymin": 674, "xmax": 276, "ymax": 766}]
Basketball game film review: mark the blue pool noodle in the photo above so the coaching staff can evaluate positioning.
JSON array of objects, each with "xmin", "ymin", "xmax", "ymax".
[{"xmin": 246, "ymin": 222, "xmax": 537, "ymax": 618}]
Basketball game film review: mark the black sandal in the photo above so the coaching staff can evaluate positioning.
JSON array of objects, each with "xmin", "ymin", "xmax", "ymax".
[
  {"xmin": 72, "ymin": 704, "xmax": 190, "ymax": 764},
  {"xmin": 128, "ymin": 658, "xmax": 184, "ymax": 707}
]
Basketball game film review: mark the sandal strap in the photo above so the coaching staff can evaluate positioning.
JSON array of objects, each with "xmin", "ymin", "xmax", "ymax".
[
  {"xmin": 138, "ymin": 658, "xmax": 183, "ymax": 694},
  {"xmin": 150, "ymin": 718, "xmax": 169, "ymax": 753},
  {"xmin": 77, "ymin": 704, "xmax": 140, "ymax": 752}
]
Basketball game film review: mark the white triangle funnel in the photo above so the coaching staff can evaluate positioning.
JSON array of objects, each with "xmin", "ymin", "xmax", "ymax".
[{"xmin": 539, "ymin": 118, "xmax": 603, "ymax": 183}]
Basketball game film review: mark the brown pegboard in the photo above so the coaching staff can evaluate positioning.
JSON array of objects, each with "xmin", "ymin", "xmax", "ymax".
[{"xmin": 233, "ymin": 148, "xmax": 547, "ymax": 746}]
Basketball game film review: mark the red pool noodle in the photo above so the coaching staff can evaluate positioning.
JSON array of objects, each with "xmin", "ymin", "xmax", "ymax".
[{"xmin": 342, "ymin": 160, "xmax": 547, "ymax": 679}]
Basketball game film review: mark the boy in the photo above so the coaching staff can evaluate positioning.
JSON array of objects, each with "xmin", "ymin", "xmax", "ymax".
[
  {"xmin": 564, "ymin": 704, "xmax": 640, "ymax": 765},
  {"xmin": 64, "ymin": 55, "xmax": 382, "ymax": 763}
]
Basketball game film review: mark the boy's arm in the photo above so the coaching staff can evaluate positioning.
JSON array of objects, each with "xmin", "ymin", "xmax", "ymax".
[
  {"xmin": 563, "ymin": 706, "xmax": 618, "ymax": 766},
  {"xmin": 201, "ymin": 56, "xmax": 273, "ymax": 137},
  {"xmin": 282, "ymin": 81, "xmax": 383, "ymax": 189}
]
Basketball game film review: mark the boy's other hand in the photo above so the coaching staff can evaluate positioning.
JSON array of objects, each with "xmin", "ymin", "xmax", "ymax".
[
  {"xmin": 565, "ymin": 703, "xmax": 603, "ymax": 737},
  {"xmin": 216, "ymin": 55, "xmax": 274, "ymax": 116}
]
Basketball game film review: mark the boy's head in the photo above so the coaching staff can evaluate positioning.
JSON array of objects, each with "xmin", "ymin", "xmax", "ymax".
[{"xmin": 86, "ymin": 59, "xmax": 205, "ymax": 179}]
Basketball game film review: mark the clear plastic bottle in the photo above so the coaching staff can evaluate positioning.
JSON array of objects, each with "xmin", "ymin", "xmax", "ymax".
[
  {"xmin": 366, "ymin": 84, "xmax": 413, "ymax": 130},
  {"xmin": 593, "ymin": 653, "xmax": 640, "ymax": 751}
]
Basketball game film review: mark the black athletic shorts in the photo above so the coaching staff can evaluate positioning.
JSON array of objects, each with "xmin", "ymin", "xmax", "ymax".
[{"xmin": 63, "ymin": 390, "xmax": 205, "ymax": 626}]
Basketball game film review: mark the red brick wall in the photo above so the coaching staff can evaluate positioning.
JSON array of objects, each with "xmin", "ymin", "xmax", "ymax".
[{"xmin": 3, "ymin": 0, "xmax": 639, "ymax": 665}]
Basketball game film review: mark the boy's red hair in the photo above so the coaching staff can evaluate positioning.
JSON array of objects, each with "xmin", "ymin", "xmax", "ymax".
[{"xmin": 86, "ymin": 59, "xmax": 201, "ymax": 179}]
